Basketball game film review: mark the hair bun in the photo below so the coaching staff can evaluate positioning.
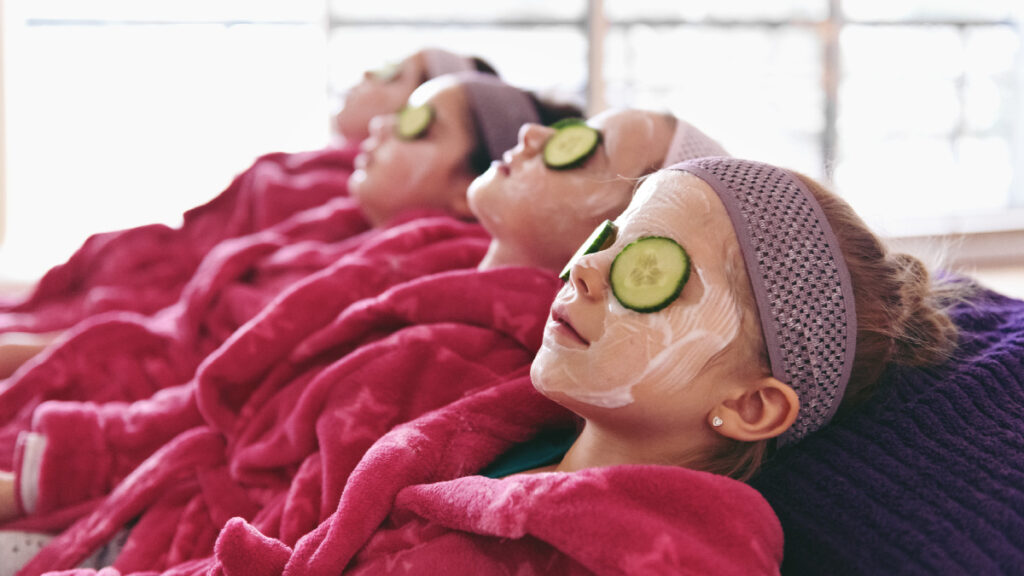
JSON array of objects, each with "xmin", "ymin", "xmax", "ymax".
[{"xmin": 888, "ymin": 253, "xmax": 959, "ymax": 367}]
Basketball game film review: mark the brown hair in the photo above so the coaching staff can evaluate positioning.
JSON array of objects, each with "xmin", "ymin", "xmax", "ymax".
[
  {"xmin": 715, "ymin": 173, "xmax": 962, "ymax": 482},
  {"xmin": 470, "ymin": 57, "xmax": 499, "ymax": 77}
]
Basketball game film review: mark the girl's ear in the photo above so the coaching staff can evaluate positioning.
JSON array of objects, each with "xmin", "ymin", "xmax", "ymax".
[{"xmin": 709, "ymin": 377, "xmax": 800, "ymax": 442}]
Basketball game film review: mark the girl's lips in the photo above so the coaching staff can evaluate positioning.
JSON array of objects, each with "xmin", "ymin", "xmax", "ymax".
[
  {"xmin": 498, "ymin": 149, "xmax": 519, "ymax": 176},
  {"xmin": 354, "ymin": 150, "xmax": 374, "ymax": 171},
  {"xmin": 491, "ymin": 158, "xmax": 510, "ymax": 177},
  {"xmin": 549, "ymin": 309, "xmax": 589, "ymax": 348}
]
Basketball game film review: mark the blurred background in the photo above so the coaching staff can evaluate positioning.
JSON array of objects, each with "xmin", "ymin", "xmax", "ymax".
[{"xmin": 2, "ymin": 0, "xmax": 1023, "ymax": 295}]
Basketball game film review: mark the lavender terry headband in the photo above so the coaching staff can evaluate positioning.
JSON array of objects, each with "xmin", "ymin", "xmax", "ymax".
[
  {"xmin": 667, "ymin": 157, "xmax": 858, "ymax": 445},
  {"xmin": 456, "ymin": 72, "xmax": 541, "ymax": 162},
  {"xmin": 423, "ymin": 48, "xmax": 474, "ymax": 78},
  {"xmin": 660, "ymin": 119, "xmax": 729, "ymax": 168}
]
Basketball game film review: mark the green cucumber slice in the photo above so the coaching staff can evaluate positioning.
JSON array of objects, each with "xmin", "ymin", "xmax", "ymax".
[
  {"xmin": 543, "ymin": 123, "xmax": 601, "ymax": 170},
  {"xmin": 396, "ymin": 104, "xmax": 434, "ymax": 140},
  {"xmin": 549, "ymin": 117, "xmax": 587, "ymax": 130},
  {"xmin": 559, "ymin": 219, "xmax": 619, "ymax": 281},
  {"xmin": 610, "ymin": 237, "xmax": 690, "ymax": 313}
]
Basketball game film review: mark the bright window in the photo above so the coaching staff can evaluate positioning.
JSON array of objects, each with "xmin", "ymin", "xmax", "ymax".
[
  {"xmin": 0, "ymin": 1, "xmax": 329, "ymax": 281},
  {"xmin": 3, "ymin": 0, "xmax": 1023, "ymax": 284}
]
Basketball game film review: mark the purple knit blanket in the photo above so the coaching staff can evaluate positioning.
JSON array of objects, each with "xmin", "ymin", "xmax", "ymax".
[{"xmin": 753, "ymin": 284, "xmax": 1024, "ymax": 575}]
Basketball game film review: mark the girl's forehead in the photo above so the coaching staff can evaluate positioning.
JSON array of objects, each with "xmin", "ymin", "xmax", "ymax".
[
  {"xmin": 589, "ymin": 109, "xmax": 667, "ymax": 178},
  {"xmin": 621, "ymin": 172, "xmax": 713, "ymax": 230},
  {"xmin": 408, "ymin": 76, "xmax": 458, "ymax": 107}
]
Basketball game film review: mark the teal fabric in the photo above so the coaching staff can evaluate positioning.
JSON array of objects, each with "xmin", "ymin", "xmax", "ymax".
[{"xmin": 481, "ymin": 428, "xmax": 576, "ymax": 478}]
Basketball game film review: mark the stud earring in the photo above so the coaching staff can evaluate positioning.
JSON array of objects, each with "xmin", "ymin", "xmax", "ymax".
[{"xmin": 711, "ymin": 416, "xmax": 724, "ymax": 428}]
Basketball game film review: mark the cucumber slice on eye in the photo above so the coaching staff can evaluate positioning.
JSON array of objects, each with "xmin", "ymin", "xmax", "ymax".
[
  {"xmin": 559, "ymin": 219, "xmax": 619, "ymax": 281},
  {"xmin": 543, "ymin": 123, "xmax": 601, "ymax": 170},
  {"xmin": 396, "ymin": 104, "xmax": 434, "ymax": 140},
  {"xmin": 549, "ymin": 117, "xmax": 587, "ymax": 130},
  {"xmin": 610, "ymin": 237, "xmax": 690, "ymax": 313}
]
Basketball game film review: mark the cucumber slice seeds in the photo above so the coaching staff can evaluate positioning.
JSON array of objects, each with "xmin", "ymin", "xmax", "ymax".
[
  {"xmin": 396, "ymin": 104, "xmax": 434, "ymax": 140},
  {"xmin": 559, "ymin": 219, "xmax": 619, "ymax": 281},
  {"xmin": 543, "ymin": 120, "xmax": 601, "ymax": 170},
  {"xmin": 610, "ymin": 237, "xmax": 690, "ymax": 313}
]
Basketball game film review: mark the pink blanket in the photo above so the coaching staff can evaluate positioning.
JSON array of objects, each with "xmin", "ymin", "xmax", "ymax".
[
  {"xmin": 29, "ymin": 376, "xmax": 782, "ymax": 575},
  {"xmin": 11, "ymin": 267, "xmax": 561, "ymax": 575},
  {"xmin": 0, "ymin": 145, "xmax": 359, "ymax": 334},
  {"xmin": 0, "ymin": 215, "xmax": 487, "ymax": 477}
]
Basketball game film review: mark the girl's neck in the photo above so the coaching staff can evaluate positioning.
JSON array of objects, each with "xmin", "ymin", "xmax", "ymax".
[
  {"xmin": 554, "ymin": 421, "xmax": 700, "ymax": 473},
  {"xmin": 478, "ymin": 240, "xmax": 533, "ymax": 271}
]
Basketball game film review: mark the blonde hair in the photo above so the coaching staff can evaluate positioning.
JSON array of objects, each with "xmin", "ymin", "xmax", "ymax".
[{"xmin": 715, "ymin": 173, "xmax": 962, "ymax": 482}]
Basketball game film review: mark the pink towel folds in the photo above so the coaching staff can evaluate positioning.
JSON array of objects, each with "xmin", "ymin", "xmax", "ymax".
[
  {"xmin": 235, "ymin": 377, "xmax": 783, "ymax": 576},
  {"xmin": 14, "ymin": 266, "xmax": 562, "ymax": 575},
  {"xmin": 0, "ymin": 197, "xmax": 374, "ymax": 464},
  {"xmin": 2, "ymin": 215, "xmax": 493, "ymax": 522},
  {"xmin": 0, "ymin": 145, "xmax": 360, "ymax": 335},
  {"xmin": 29, "ymin": 375, "xmax": 783, "ymax": 575}
]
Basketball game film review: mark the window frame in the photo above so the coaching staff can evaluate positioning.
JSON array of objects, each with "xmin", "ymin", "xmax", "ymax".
[
  {"xmin": 2, "ymin": 0, "xmax": 1021, "ymax": 285},
  {"xmin": 327, "ymin": 0, "xmax": 1024, "ymax": 273}
]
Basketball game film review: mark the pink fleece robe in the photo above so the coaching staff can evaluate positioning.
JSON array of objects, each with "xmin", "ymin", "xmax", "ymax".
[
  {"xmin": 0, "ymin": 144, "xmax": 359, "ymax": 335},
  {"xmin": 1, "ymin": 216, "xmax": 493, "ymax": 523},
  {"xmin": 27, "ymin": 376, "xmax": 783, "ymax": 576},
  {"xmin": 217, "ymin": 378, "xmax": 783, "ymax": 576},
  {"xmin": 0, "ymin": 197, "xmax": 373, "ymax": 466},
  {"xmin": 8, "ymin": 265, "xmax": 562, "ymax": 574}
]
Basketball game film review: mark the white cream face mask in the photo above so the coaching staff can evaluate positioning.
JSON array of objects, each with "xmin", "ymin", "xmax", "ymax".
[
  {"xmin": 469, "ymin": 110, "xmax": 668, "ymax": 271},
  {"xmin": 493, "ymin": 111, "xmax": 660, "ymax": 232},
  {"xmin": 531, "ymin": 171, "xmax": 745, "ymax": 408},
  {"xmin": 563, "ymin": 110, "xmax": 662, "ymax": 223},
  {"xmin": 352, "ymin": 83, "xmax": 473, "ymax": 224}
]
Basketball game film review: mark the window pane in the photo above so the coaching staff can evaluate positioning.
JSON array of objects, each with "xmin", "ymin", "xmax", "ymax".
[
  {"xmin": 836, "ymin": 22, "xmax": 1023, "ymax": 226},
  {"xmin": 3, "ymin": 20, "xmax": 328, "ymax": 279},
  {"xmin": 327, "ymin": 26, "xmax": 587, "ymax": 107},
  {"xmin": 604, "ymin": 24, "xmax": 823, "ymax": 177},
  {"xmin": 17, "ymin": 0, "xmax": 322, "ymax": 22},
  {"xmin": 841, "ymin": 25, "xmax": 964, "ymax": 80},
  {"xmin": 844, "ymin": 0, "xmax": 1019, "ymax": 22},
  {"xmin": 329, "ymin": 0, "xmax": 584, "ymax": 22},
  {"xmin": 834, "ymin": 135, "xmax": 1012, "ymax": 230},
  {"xmin": 963, "ymin": 27, "xmax": 1019, "ymax": 133},
  {"xmin": 605, "ymin": 0, "xmax": 826, "ymax": 21}
]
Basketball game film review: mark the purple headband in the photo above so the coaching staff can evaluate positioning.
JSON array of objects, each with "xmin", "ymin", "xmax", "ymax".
[
  {"xmin": 667, "ymin": 157, "xmax": 857, "ymax": 445},
  {"xmin": 660, "ymin": 119, "xmax": 729, "ymax": 167},
  {"xmin": 423, "ymin": 48, "xmax": 474, "ymax": 79},
  {"xmin": 455, "ymin": 72, "xmax": 540, "ymax": 162}
]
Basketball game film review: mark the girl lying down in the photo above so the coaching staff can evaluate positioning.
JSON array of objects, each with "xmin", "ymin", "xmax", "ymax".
[
  {"xmin": 0, "ymin": 47, "xmax": 493, "ymax": 377},
  {"xmin": 0, "ymin": 103, "xmax": 728, "ymax": 572},
  {"xmin": 201, "ymin": 158, "xmax": 959, "ymax": 575}
]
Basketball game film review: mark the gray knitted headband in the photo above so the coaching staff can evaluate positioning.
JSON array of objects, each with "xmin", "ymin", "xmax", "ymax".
[
  {"xmin": 423, "ymin": 48, "xmax": 474, "ymax": 78},
  {"xmin": 667, "ymin": 157, "xmax": 857, "ymax": 445},
  {"xmin": 660, "ymin": 119, "xmax": 729, "ymax": 168},
  {"xmin": 455, "ymin": 72, "xmax": 540, "ymax": 162}
]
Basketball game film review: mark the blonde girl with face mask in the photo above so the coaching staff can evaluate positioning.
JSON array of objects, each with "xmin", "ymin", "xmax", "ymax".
[{"xmin": 190, "ymin": 156, "xmax": 959, "ymax": 576}]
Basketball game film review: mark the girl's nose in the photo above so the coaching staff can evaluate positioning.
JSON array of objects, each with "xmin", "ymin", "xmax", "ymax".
[
  {"xmin": 567, "ymin": 252, "xmax": 608, "ymax": 302},
  {"xmin": 518, "ymin": 123, "xmax": 554, "ymax": 156},
  {"xmin": 368, "ymin": 113, "xmax": 396, "ymax": 139}
]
